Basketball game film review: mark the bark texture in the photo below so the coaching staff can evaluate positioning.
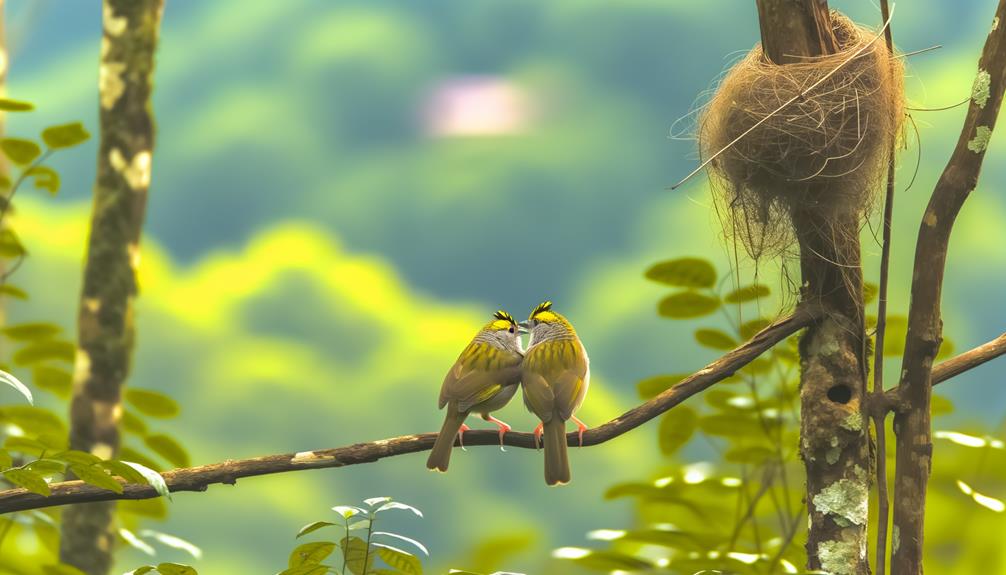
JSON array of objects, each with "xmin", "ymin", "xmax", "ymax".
[
  {"xmin": 60, "ymin": 1, "xmax": 164, "ymax": 573},
  {"xmin": 753, "ymin": 3, "xmax": 873, "ymax": 573},
  {"xmin": 891, "ymin": 2, "xmax": 1006, "ymax": 572}
]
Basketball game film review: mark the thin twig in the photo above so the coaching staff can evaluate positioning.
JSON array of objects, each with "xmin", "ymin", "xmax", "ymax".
[{"xmin": 872, "ymin": 1, "xmax": 896, "ymax": 573}]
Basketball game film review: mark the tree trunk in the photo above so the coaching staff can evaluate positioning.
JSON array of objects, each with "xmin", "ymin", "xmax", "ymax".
[
  {"xmin": 754, "ymin": 2, "xmax": 872, "ymax": 574},
  {"xmin": 60, "ymin": 1, "xmax": 164, "ymax": 573}
]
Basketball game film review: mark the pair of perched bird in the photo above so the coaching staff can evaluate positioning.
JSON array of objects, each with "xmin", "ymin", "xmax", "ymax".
[{"xmin": 426, "ymin": 301, "xmax": 589, "ymax": 486}]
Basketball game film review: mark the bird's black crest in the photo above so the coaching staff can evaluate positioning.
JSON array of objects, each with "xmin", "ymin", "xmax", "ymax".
[
  {"xmin": 493, "ymin": 310, "xmax": 517, "ymax": 324},
  {"xmin": 531, "ymin": 300, "xmax": 553, "ymax": 317}
]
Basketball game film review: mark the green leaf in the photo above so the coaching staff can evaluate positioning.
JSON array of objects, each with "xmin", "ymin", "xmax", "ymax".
[
  {"xmin": 144, "ymin": 434, "xmax": 190, "ymax": 468},
  {"xmin": 278, "ymin": 566, "xmax": 330, "ymax": 575},
  {"xmin": 4, "ymin": 436, "xmax": 50, "ymax": 456},
  {"xmin": 100, "ymin": 459, "xmax": 148, "ymax": 484},
  {"xmin": 33, "ymin": 366, "xmax": 73, "ymax": 399},
  {"xmin": 121, "ymin": 408, "xmax": 148, "ymax": 435},
  {"xmin": 126, "ymin": 388, "xmax": 181, "ymax": 418},
  {"xmin": 0, "ymin": 369, "xmax": 33, "ymax": 405},
  {"xmin": 0, "ymin": 284, "xmax": 29, "ymax": 299},
  {"xmin": 882, "ymin": 315, "xmax": 908, "ymax": 357},
  {"xmin": 698, "ymin": 414, "xmax": 768, "ymax": 437},
  {"xmin": 657, "ymin": 292, "xmax": 721, "ymax": 319},
  {"xmin": 567, "ymin": 550, "xmax": 654, "ymax": 571},
  {"xmin": 0, "ymin": 98, "xmax": 34, "ymax": 112},
  {"xmin": 637, "ymin": 374, "xmax": 687, "ymax": 399},
  {"xmin": 1, "ymin": 405, "xmax": 66, "ymax": 436},
  {"xmin": 126, "ymin": 567, "xmax": 156, "ymax": 575},
  {"xmin": 658, "ymin": 405, "xmax": 697, "ymax": 456},
  {"xmin": 694, "ymin": 328, "xmax": 737, "ymax": 350},
  {"xmin": 0, "ymin": 449, "xmax": 11, "ymax": 470},
  {"xmin": 0, "ymin": 228, "xmax": 26, "ymax": 258},
  {"xmin": 725, "ymin": 445, "xmax": 776, "ymax": 464},
  {"xmin": 2, "ymin": 322, "xmax": 62, "ymax": 341},
  {"xmin": 296, "ymin": 521, "xmax": 337, "ymax": 538},
  {"xmin": 864, "ymin": 282, "xmax": 879, "ymax": 304},
  {"xmin": 52, "ymin": 450, "xmax": 102, "ymax": 466},
  {"xmin": 375, "ymin": 500, "xmax": 423, "ymax": 517},
  {"xmin": 374, "ymin": 532, "xmax": 428, "ymax": 556},
  {"xmin": 377, "ymin": 545, "xmax": 424, "ymax": 574},
  {"xmin": 25, "ymin": 459, "xmax": 67, "ymax": 476},
  {"xmin": 25, "ymin": 165, "xmax": 60, "ymax": 195},
  {"xmin": 13, "ymin": 340, "xmax": 75, "ymax": 366},
  {"xmin": 154, "ymin": 564, "xmax": 197, "ymax": 575},
  {"xmin": 41, "ymin": 122, "xmax": 90, "ymax": 149},
  {"xmin": 0, "ymin": 138, "xmax": 42, "ymax": 165},
  {"xmin": 740, "ymin": 319, "xmax": 768, "ymax": 341},
  {"xmin": 289, "ymin": 541, "xmax": 337, "ymax": 568},
  {"xmin": 70, "ymin": 463, "xmax": 123, "ymax": 493},
  {"xmin": 119, "ymin": 497, "xmax": 168, "ymax": 519},
  {"xmin": 4, "ymin": 467, "xmax": 51, "ymax": 495},
  {"xmin": 932, "ymin": 394, "xmax": 954, "ymax": 416},
  {"xmin": 340, "ymin": 536, "xmax": 374, "ymax": 575},
  {"xmin": 724, "ymin": 284, "xmax": 770, "ymax": 304},
  {"xmin": 644, "ymin": 258, "xmax": 716, "ymax": 288},
  {"xmin": 42, "ymin": 565, "xmax": 88, "ymax": 575}
]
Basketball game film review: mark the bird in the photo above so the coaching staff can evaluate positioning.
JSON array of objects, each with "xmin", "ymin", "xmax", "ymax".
[
  {"xmin": 426, "ymin": 310, "xmax": 526, "ymax": 472},
  {"xmin": 520, "ymin": 301, "xmax": 590, "ymax": 486}
]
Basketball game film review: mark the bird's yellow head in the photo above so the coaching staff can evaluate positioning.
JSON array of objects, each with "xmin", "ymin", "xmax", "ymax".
[
  {"xmin": 524, "ymin": 301, "xmax": 575, "ymax": 346},
  {"xmin": 486, "ymin": 309, "xmax": 520, "ymax": 334},
  {"xmin": 474, "ymin": 310, "xmax": 526, "ymax": 354}
]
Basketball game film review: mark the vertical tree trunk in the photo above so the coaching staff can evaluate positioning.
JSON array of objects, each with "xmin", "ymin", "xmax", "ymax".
[
  {"xmin": 891, "ymin": 2, "xmax": 1006, "ymax": 573},
  {"xmin": 754, "ymin": 2, "xmax": 872, "ymax": 574},
  {"xmin": 60, "ymin": 1, "xmax": 163, "ymax": 573}
]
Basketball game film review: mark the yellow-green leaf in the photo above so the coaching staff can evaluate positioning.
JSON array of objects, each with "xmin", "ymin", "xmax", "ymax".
[
  {"xmin": 119, "ymin": 446, "xmax": 163, "ymax": 472},
  {"xmin": 739, "ymin": 318, "xmax": 772, "ymax": 341},
  {"xmin": 864, "ymin": 282, "xmax": 879, "ymax": 304},
  {"xmin": 658, "ymin": 405, "xmax": 697, "ymax": 456},
  {"xmin": 0, "ymin": 138, "xmax": 41, "ymax": 165},
  {"xmin": 144, "ymin": 434, "xmax": 190, "ymax": 468},
  {"xmin": 0, "ymin": 285, "xmax": 28, "ymax": 299},
  {"xmin": 154, "ymin": 564, "xmax": 197, "ymax": 575},
  {"xmin": 724, "ymin": 284, "xmax": 770, "ymax": 304},
  {"xmin": 121, "ymin": 409, "xmax": 148, "ymax": 435},
  {"xmin": 340, "ymin": 536, "xmax": 373, "ymax": 575},
  {"xmin": 70, "ymin": 463, "xmax": 123, "ymax": 493},
  {"xmin": 296, "ymin": 521, "xmax": 337, "ymax": 539},
  {"xmin": 658, "ymin": 292, "xmax": 720, "ymax": 319},
  {"xmin": 33, "ymin": 366, "xmax": 73, "ymax": 399},
  {"xmin": 0, "ymin": 98, "xmax": 34, "ymax": 112},
  {"xmin": 41, "ymin": 122, "xmax": 90, "ymax": 149},
  {"xmin": 3, "ymin": 322, "xmax": 62, "ymax": 341},
  {"xmin": 636, "ymin": 374, "xmax": 688, "ymax": 399},
  {"xmin": 25, "ymin": 165, "xmax": 60, "ymax": 195},
  {"xmin": 644, "ymin": 258, "xmax": 716, "ymax": 288},
  {"xmin": 13, "ymin": 340, "xmax": 75, "ymax": 366},
  {"xmin": 4, "ymin": 467, "xmax": 51, "ymax": 495},
  {"xmin": 289, "ymin": 541, "xmax": 337, "ymax": 568},
  {"xmin": 0, "ymin": 228, "xmax": 25, "ymax": 258},
  {"xmin": 694, "ymin": 328, "xmax": 737, "ymax": 350},
  {"xmin": 0, "ymin": 405, "xmax": 67, "ymax": 437},
  {"xmin": 377, "ymin": 545, "xmax": 423, "ymax": 575},
  {"xmin": 125, "ymin": 388, "xmax": 180, "ymax": 418}
]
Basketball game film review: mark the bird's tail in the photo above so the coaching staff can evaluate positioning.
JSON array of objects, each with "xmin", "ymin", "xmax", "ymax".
[
  {"xmin": 543, "ymin": 418, "xmax": 571, "ymax": 486},
  {"xmin": 426, "ymin": 409, "xmax": 467, "ymax": 472}
]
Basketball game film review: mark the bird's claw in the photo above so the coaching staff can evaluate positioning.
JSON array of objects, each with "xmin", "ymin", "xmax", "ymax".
[
  {"xmin": 458, "ymin": 423, "xmax": 471, "ymax": 452},
  {"xmin": 572, "ymin": 416, "xmax": 588, "ymax": 448},
  {"xmin": 532, "ymin": 422, "xmax": 544, "ymax": 450}
]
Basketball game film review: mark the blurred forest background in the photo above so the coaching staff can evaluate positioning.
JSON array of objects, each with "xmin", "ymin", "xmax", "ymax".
[{"xmin": 1, "ymin": 0, "xmax": 1005, "ymax": 573}]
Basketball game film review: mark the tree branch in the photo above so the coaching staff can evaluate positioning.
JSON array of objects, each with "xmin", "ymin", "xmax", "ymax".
[
  {"xmin": 0, "ymin": 306, "xmax": 821, "ymax": 515},
  {"xmin": 891, "ymin": 1, "xmax": 1006, "ymax": 572}
]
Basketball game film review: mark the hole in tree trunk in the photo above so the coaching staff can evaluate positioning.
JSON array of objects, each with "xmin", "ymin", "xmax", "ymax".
[{"xmin": 827, "ymin": 384, "xmax": 852, "ymax": 404}]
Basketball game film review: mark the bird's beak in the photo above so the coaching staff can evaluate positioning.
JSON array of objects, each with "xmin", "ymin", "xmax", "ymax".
[{"xmin": 517, "ymin": 321, "xmax": 529, "ymax": 335}]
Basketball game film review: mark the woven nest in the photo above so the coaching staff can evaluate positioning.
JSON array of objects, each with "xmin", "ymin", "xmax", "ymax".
[{"xmin": 699, "ymin": 11, "xmax": 904, "ymax": 260}]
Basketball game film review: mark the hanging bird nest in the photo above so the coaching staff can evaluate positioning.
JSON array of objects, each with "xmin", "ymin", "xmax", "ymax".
[{"xmin": 699, "ymin": 11, "xmax": 904, "ymax": 260}]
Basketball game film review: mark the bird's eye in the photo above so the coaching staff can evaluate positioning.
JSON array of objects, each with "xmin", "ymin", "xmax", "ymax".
[{"xmin": 508, "ymin": 327, "xmax": 514, "ymax": 333}]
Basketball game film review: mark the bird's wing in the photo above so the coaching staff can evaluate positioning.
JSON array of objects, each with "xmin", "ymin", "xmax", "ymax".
[
  {"xmin": 439, "ymin": 344, "xmax": 521, "ymax": 412},
  {"xmin": 521, "ymin": 371, "xmax": 555, "ymax": 423},
  {"xmin": 552, "ymin": 369, "xmax": 585, "ymax": 421}
]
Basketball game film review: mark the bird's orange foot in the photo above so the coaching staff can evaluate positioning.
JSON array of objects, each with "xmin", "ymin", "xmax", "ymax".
[
  {"xmin": 482, "ymin": 414, "xmax": 511, "ymax": 451},
  {"xmin": 533, "ymin": 423, "xmax": 544, "ymax": 449},
  {"xmin": 458, "ymin": 423, "xmax": 471, "ymax": 451},
  {"xmin": 571, "ymin": 416, "xmax": 588, "ymax": 447}
]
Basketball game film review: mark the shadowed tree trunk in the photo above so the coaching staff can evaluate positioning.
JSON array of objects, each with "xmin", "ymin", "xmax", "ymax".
[
  {"xmin": 754, "ymin": 2, "xmax": 873, "ymax": 573},
  {"xmin": 60, "ymin": 0, "xmax": 164, "ymax": 573}
]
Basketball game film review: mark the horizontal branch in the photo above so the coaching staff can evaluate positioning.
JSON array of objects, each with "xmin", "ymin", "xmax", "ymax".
[
  {"xmin": 0, "ymin": 306, "xmax": 823, "ymax": 514},
  {"xmin": 884, "ymin": 331, "xmax": 1006, "ymax": 407}
]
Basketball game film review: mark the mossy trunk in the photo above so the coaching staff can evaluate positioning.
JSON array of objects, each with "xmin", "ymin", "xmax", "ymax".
[
  {"xmin": 59, "ymin": 1, "xmax": 163, "ymax": 573},
  {"xmin": 754, "ymin": 3, "xmax": 872, "ymax": 574}
]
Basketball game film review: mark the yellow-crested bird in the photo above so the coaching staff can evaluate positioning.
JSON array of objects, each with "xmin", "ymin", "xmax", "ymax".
[
  {"xmin": 520, "ymin": 301, "xmax": 590, "ymax": 486},
  {"xmin": 427, "ymin": 310, "xmax": 526, "ymax": 472}
]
